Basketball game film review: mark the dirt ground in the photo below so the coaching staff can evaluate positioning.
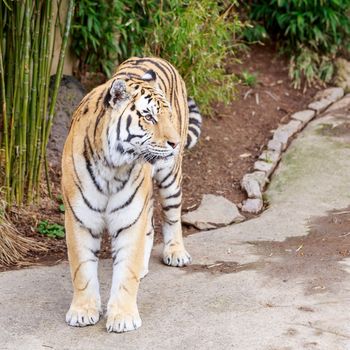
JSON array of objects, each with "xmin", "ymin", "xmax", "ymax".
[{"xmin": 3, "ymin": 44, "xmax": 319, "ymax": 270}]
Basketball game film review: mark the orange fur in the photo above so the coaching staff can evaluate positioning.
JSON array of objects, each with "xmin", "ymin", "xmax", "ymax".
[{"xmin": 61, "ymin": 57, "xmax": 200, "ymax": 332}]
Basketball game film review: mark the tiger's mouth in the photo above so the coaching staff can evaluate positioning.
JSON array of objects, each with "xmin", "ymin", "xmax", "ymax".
[{"xmin": 141, "ymin": 147, "xmax": 175, "ymax": 164}]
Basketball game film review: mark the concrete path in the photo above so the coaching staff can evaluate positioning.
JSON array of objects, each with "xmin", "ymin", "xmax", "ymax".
[{"xmin": 2, "ymin": 104, "xmax": 350, "ymax": 350}]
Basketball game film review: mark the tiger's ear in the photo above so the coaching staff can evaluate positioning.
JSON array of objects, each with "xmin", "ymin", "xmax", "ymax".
[
  {"xmin": 105, "ymin": 79, "xmax": 129, "ymax": 109},
  {"xmin": 142, "ymin": 70, "xmax": 159, "ymax": 88}
]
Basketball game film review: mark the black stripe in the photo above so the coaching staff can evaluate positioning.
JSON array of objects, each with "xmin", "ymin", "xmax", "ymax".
[
  {"xmin": 75, "ymin": 181, "xmax": 105, "ymax": 213},
  {"xmin": 163, "ymin": 202, "xmax": 181, "ymax": 211},
  {"xmin": 72, "ymin": 155, "xmax": 83, "ymax": 187},
  {"xmin": 89, "ymin": 248, "xmax": 100, "ymax": 258},
  {"xmin": 65, "ymin": 197, "xmax": 100, "ymax": 239},
  {"xmin": 132, "ymin": 166, "xmax": 143, "ymax": 185},
  {"xmin": 125, "ymin": 114, "xmax": 144, "ymax": 142},
  {"xmin": 165, "ymin": 219, "xmax": 179, "ymax": 225},
  {"xmin": 117, "ymin": 144, "xmax": 124, "ymax": 154},
  {"xmin": 66, "ymin": 196, "xmax": 83, "ymax": 225},
  {"xmin": 189, "ymin": 126, "xmax": 200, "ymax": 137},
  {"xmin": 84, "ymin": 137, "xmax": 103, "ymax": 193},
  {"xmin": 115, "ymin": 102, "xmax": 131, "ymax": 140},
  {"xmin": 160, "ymin": 60, "xmax": 183, "ymax": 130},
  {"xmin": 186, "ymin": 134, "xmax": 193, "ymax": 147},
  {"xmin": 189, "ymin": 117, "xmax": 201, "ymax": 126},
  {"xmin": 126, "ymin": 114, "xmax": 132, "ymax": 129},
  {"xmin": 132, "ymin": 58, "xmax": 167, "ymax": 91},
  {"xmin": 116, "ymin": 113, "xmax": 122, "ymax": 140},
  {"xmin": 110, "ymin": 177, "xmax": 144, "ymax": 213},
  {"xmin": 112, "ymin": 195, "xmax": 150, "ymax": 239},
  {"xmin": 94, "ymin": 91, "xmax": 104, "ymax": 113},
  {"xmin": 164, "ymin": 188, "xmax": 181, "ymax": 200},
  {"xmin": 160, "ymin": 174, "xmax": 177, "ymax": 189},
  {"xmin": 94, "ymin": 107, "xmax": 106, "ymax": 139},
  {"xmin": 160, "ymin": 169, "xmax": 173, "ymax": 185},
  {"xmin": 189, "ymin": 107, "xmax": 200, "ymax": 114}
]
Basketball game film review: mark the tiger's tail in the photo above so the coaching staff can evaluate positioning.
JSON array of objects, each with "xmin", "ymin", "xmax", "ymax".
[{"xmin": 186, "ymin": 97, "xmax": 202, "ymax": 149}]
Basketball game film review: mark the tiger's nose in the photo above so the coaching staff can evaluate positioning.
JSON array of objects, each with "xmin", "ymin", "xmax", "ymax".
[{"xmin": 167, "ymin": 141, "xmax": 178, "ymax": 149}]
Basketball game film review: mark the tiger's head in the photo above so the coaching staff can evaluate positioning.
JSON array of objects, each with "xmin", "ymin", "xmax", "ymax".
[{"xmin": 104, "ymin": 70, "xmax": 180, "ymax": 167}]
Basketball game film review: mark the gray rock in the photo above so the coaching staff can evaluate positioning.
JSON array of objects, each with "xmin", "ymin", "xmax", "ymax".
[
  {"xmin": 272, "ymin": 129, "xmax": 289, "ymax": 150},
  {"xmin": 267, "ymin": 139, "xmax": 283, "ymax": 152},
  {"xmin": 241, "ymin": 171, "xmax": 267, "ymax": 190},
  {"xmin": 285, "ymin": 119, "xmax": 304, "ymax": 133},
  {"xmin": 254, "ymin": 160, "xmax": 275, "ymax": 177},
  {"xmin": 241, "ymin": 198, "xmax": 263, "ymax": 214},
  {"xmin": 241, "ymin": 177, "xmax": 262, "ymax": 199},
  {"xmin": 291, "ymin": 110, "xmax": 315, "ymax": 125},
  {"xmin": 181, "ymin": 194, "xmax": 244, "ymax": 230},
  {"xmin": 309, "ymin": 87, "xmax": 344, "ymax": 114},
  {"xmin": 272, "ymin": 120, "xmax": 302, "ymax": 149},
  {"xmin": 308, "ymin": 98, "xmax": 333, "ymax": 114},
  {"xmin": 314, "ymin": 87, "xmax": 344, "ymax": 103},
  {"xmin": 326, "ymin": 94, "xmax": 350, "ymax": 112},
  {"xmin": 259, "ymin": 150, "xmax": 281, "ymax": 164},
  {"xmin": 47, "ymin": 75, "xmax": 86, "ymax": 168},
  {"xmin": 335, "ymin": 58, "xmax": 350, "ymax": 93}
]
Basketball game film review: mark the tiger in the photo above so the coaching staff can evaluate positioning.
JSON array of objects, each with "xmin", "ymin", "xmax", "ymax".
[{"xmin": 61, "ymin": 57, "xmax": 202, "ymax": 333}]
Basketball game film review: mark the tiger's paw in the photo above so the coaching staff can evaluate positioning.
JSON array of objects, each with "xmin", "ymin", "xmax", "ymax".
[
  {"xmin": 65, "ymin": 304, "xmax": 101, "ymax": 327},
  {"xmin": 163, "ymin": 246, "xmax": 192, "ymax": 267},
  {"xmin": 106, "ymin": 307, "xmax": 142, "ymax": 333}
]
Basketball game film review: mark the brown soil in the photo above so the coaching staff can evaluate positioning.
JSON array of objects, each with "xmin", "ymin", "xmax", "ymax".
[{"xmin": 2, "ymin": 44, "xmax": 319, "ymax": 271}]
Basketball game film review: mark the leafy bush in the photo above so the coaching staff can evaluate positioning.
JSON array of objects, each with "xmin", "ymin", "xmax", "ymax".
[
  {"xmin": 71, "ymin": 0, "xmax": 119, "ymax": 76},
  {"xmin": 71, "ymin": 1, "xmax": 156, "ymax": 76},
  {"xmin": 144, "ymin": 0, "xmax": 243, "ymax": 115},
  {"xmin": 248, "ymin": 0, "xmax": 350, "ymax": 88},
  {"xmin": 71, "ymin": 0, "xmax": 243, "ymax": 115},
  {"xmin": 242, "ymin": 22, "xmax": 269, "ymax": 43},
  {"xmin": 37, "ymin": 220, "xmax": 65, "ymax": 239}
]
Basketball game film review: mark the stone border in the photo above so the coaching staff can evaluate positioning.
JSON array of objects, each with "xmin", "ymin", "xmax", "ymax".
[{"xmin": 240, "ymin": 87, "xmax": 345, "ymax": 214}]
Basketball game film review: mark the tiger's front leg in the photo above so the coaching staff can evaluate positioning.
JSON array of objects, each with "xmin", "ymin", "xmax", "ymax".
[
  {"xmin": 156, "ymin": 162, "xmax": 192, "ymax": 267},
  {"xmin": 106, "ymin": 189, "xmax": 153, "ymax": 333},
  {"xmin": 64, "ymin": 207, "xmax": 103, "ymax": 327}
]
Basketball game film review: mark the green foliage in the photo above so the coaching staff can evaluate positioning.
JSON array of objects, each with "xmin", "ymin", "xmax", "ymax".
[
  {"xmin": 71, "ymin": 1, "xmax": 155, "ymax": 76},
  {"xmin": 144, "ymin": 0, "xmax": 243, "ymax": 115},
  {"xmin": 71, "ymin": 0, "xmax": 243, "ymax": 114},
  {"xmin": 56, "ymin": 194, "xmax": 65, "ymax": 213},
  {"xmin": 243, "ymin": 23, "xmax": 268, "ymax": 43},
  {"xmin": 71, "ymin": 0, "xmax": 118, "ymax": 76},
  {"xmin": 240, "ymin": 70, "xmax": 258, "ymax": 87},
  {"xmin": 59, "ymin": 204, "xmax": 65, "ymax": 213},
  {"xmin": 37, "ymin": 220, "xmax": 65, "ymax": 239},
  {"xmin": 248, "ymin": 0, "xmax": 350, "ymax": 88}
]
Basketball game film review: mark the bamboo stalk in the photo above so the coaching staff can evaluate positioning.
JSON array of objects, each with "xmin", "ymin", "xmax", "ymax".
[
  {"xmin": 31, "ymin": 0, "xmax": 53, "ymax": 201},
  {"xmin": 36, "ymin": 0, "xmax": 56, "ymax": 200},
  {"xmin": 45, "ymin": 0, "xmax": 75, "ymax": 149},
  {"xmin": 37, "ymin": 0, "xmax": 74, "ymax": 196},
  {"xmin": 18, "ymin": 0, "xmax": 31, "ymax": 203},
  {"xmin": 0, "ymin": 40, "xmax": 10, "ymax": 203},
  {"xmin": 1, "ymin": 0, "xmax": 74, "ymax": 206},
  {"xmin": 26, "ymin": 1, "xmax": 42, "ymax": 203}
]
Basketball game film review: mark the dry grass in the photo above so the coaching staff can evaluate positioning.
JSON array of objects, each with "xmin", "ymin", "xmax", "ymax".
[{"xmin": 0, "ymin": 201, "xmax": 48, "ymax": 268}]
